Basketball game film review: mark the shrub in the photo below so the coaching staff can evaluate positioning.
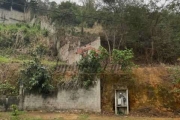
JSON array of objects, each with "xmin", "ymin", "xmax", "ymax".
[
  {"xmin": 78, "ymin": 50, "xmax": 101, "ymax": 88},
  {"xmin": 169, "ymin": 66, "xmax": 180, "ymax": 92},
  {"xmin": 35, "ymin": 44, "xmax": 48, "ymax": 58},
  {"xmin": 112, "ymin": 48, "xmax": 134, "ymax": 70},
  {"xmin": 0, "ymin": 81, "xmax": 18, "ymax": 96},
  {"xmin": 20, "ymin": 57, "xmax": 54, "ymax": 94},
  {"xmin": 0, "ymin": 36, "xmax": 13, "ymax": 48},
  {"xmin": 11, "ymin": 104, "xmax": 19, "ymax": 116}
]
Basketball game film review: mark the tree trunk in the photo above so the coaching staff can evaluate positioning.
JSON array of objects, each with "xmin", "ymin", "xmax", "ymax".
[
  {"xmin": 104, "ymin": 31, "xmax": 111, "ymax": 61},
  {"xmin": 81, "ymin": 22, "xmax": 84, "ymax": 35},
  {"xmin": 151, "ymin": 40, "xmax": 154, "ymax": 64},
  {"xmin": 118, "ymin": 34, "xmax": 123, "ymax": 49},
  {"xmin": 113, "ymin": 30, "xmax": 116, "ymax": 49}
]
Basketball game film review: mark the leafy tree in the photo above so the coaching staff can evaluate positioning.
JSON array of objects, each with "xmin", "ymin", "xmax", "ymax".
[
  {"xmin": 13, "ymin": 0, "xmax": 27, "ymax": 12},
  {"xmin": 29, "ymin": 0, "xmax": 38, "ymax": 15},
  {"xmin": 112, "ymin": 49, "xmax": 134, "ymax": 70},
  {"xmin": 50, "ymin": 1, "xmax": 81, "ymax": 26},
  {"xmin": 0, "ymin": 0, "xmax": 27, "ymax": 11},
  {"xmin": 79, "ymin": 0, "xmax": 97, "ymax": 34},
  {"xmin": 78, "ymin": 46, "xmax": 134, "ymax": 88},
  {"xmin": 0, "ymin": 0, "xmax": 11, "ymax": 10},
  {"xmin": 98, "ymin": 0, "xmax": 180, "ymax": 64},
  {"xmin": 49, "ymin": 1, "xmax": 57, "ymax": 9}
]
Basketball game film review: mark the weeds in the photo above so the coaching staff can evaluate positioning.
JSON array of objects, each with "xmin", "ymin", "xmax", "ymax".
[
  {"xmin": 0, "ymin": 56, "xmax": 10, "ymax": 63},
  {"xmin": 11, "ymin": 104, "xmax": 19, "ymax": 116},
  {"xmin": 77, "ymin": 114, "xmax": 89, "ymax": 120}
]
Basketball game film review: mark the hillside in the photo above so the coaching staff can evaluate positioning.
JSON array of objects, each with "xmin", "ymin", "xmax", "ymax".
[
  {"xmin": 0, "ymin": 23, "xmax": 60, "ymax": 96},
  {"xmin": 0, "ymin": 23, "xmax": 58, "ymax": 65},
  {"xmin": 0, "ymin": 0, "xmax": 180, "ymax": 117}
]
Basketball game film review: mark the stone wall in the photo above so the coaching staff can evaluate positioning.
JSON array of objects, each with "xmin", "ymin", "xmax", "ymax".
[
  {"xmin": 0, "ymin": 8, "xmax": 30, "ymax": 24},
  {"xmin": 23, "ymin": 80, "xmax": 101, "ymax": 112}
]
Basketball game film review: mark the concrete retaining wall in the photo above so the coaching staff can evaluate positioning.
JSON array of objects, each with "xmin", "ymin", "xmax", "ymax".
[
  {"xmin": 0, "ymin": 8, "xmax": 30, "ymax": 24},
  {"xmin": 0, "ymin": 96, "xmax": 19, "ymax": 111},
  {"xmin": 23, "ymin": 80, "xmax": 101, "ymax": 112}
]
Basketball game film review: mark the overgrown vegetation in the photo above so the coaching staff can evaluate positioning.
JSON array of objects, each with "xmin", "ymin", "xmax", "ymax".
[
  {"xmin": 0, "ymin": 23, "xmax": 57, "ymax": 66},
  {"xmin": 58, "ymin": 46, "xmax": 134, "ymax": 89},
  {"xmin": 76, "ymin": 46, "xmax": 134, "ymax": 88},
  {"xmin": 11, "ymin": 104, "xmax": 19, "ymax": 116},
  {"xmin": 20, "ymin": 57, "xmax": 54, "ymax": 94},
  {"xmin": 28, "ymin": 0, "xmax": 180, "ymax": 64},
  {"xmin": 169, "ymin": 66, "xmax": 180, "ymax": 92},
  {"xmin": 0, "ymin": 81, "xmax": 18, "ymax": 96},
  {"xmin": 1, "ymin": 0, "xmax": 180, "ymax": 64},
  {"xmin": 0, "ymin": 23, "xmax": 59, "ymax": 95},
  {"xmin": 0, "ymin": 23, "xmax": 47, "ymax": 51},
  {"xmin": 112, "ymin": 49, "xmax": 134, "ymax": 70},
  {"xmin": 0, "ymin": 0, "xmax": 26, "ymax": 12},
  {"xmin": 78, "ymin": 50, "xmax": 102, "ymax": 88},
  {"xmin": 0, "ymin": 0, "xmax": 180, "ymax": 109}
]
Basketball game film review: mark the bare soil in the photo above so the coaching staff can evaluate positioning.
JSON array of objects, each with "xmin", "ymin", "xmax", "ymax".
[{"xmin": 0, "ymin": 112, "xmax": 179, "ymax": 120}]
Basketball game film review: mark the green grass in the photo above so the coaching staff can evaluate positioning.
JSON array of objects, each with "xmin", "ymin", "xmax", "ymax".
[
  {"xmin": 53, "ymin": 117, "xmax": 64, "ymax": 120},
  {"xmin": 42, "ymin": 60, "xmax": 58, "ymax": 66},
  {"xmin": 0, "ymin": 56, "xmax": 10, "ymax": 63},
  {"xmin": 0, "ymin": 23, "xmax": 44, "ymax": 36},
  {"xmin": 0, "ymin": 55, "xmax": 64, "ymax": 67},
  {"xmin": 77, "ymin": 114, "xmax": 89, "ymax": 120},
  {"xmin": 0, "ymin": 56, "xmax": 28, "ymax": 63}
]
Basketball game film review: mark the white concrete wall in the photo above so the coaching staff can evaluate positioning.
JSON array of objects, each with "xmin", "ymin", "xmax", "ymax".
[
  {"xmin": 68, "ymin": 49, "xmax": 81, "ymax": 64},
  {"xmin": 23, "ymin": 80, "xmax": 101, "ymax": 112},
  {"xmin": 0, "ymin": 8, "xmax": 30, "ymax": 24},
  {"xmin": 59, "ymin": 42, "xmax": 70, "ymax": 62},
  {"xmin": 59, "ymin": 37, "xmax": 101, "ymax": 64}
]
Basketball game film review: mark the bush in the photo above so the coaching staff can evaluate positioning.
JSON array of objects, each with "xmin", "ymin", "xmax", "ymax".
[
  {"xmin": 20, "ymin": 57, "xmax": 54, "ymax": 94},
  {"xmin": 11, "ymin": 104, "xmax": 19, "ymax": 116},
  {"xmin": 112, "ymin": 49, "xmax": 134, "ymax": 70},
  {"xmin": 0, "ymin": 36, "xmax": 13, "ymax": 48},
  {"xmin": 43, "ymin": 30, "xmax": 49, "ymax": 37},
  {"xmin": 169, "ymin": 66, "xmax": 180, "ymax": 92},
  {"xmin": 0, "ymin": 81, "xmax": 18, "ymax": 96},
  {"xmin": 78, "ymin": 50, "xmax": 101, "ymax": 88},
  {"xmin": 35, "ymin": 44, "xmax": 48, "ymax": 58}
]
